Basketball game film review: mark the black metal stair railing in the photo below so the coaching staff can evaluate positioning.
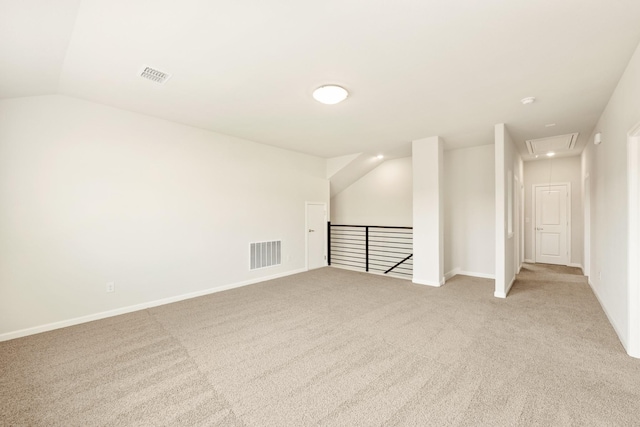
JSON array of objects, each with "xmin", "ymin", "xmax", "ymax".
[{"xmin": 327, "ymin": 223, "xmax": 413, "ymax": 278}]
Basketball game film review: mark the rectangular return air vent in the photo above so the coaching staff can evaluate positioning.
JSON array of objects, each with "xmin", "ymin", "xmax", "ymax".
[
  {"xmin": 250, "ymin": 240, "xmax": 281, "ymax": 270},
  {"xmin": 139, "ymin": 66, "xmax": 171, "ymax": 84}
]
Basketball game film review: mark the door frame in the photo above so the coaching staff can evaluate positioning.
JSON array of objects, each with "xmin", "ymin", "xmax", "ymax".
[
  {"xmin": 627, "ymin": 121, "xmax": 640, "ymax": 358},
  {"xmin": 532, "ymin": 182, "xmax": 571, "ymax": 265},
  {"xmin": 514, "ymin": 175, "xmax": 521, "ymax": 274},
  {"xmin": 305, "ymin": 202, "xmax": 327, "ymax": 271},
  {"xmin": 583, "ymin": 173, "xmax": 591, "ymax": 278},
  {"xmin": 520, "ymin": 177, "xmax": 525, "ymax": 271}
]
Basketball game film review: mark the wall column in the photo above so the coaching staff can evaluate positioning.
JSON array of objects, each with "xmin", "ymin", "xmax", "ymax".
[{"xmin": 412, "ymin": 136, "xmax": 444, "ymax": 286}]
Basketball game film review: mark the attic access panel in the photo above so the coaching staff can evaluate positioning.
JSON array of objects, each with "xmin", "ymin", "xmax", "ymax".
[{"xmin": 526, "ymin": 133, "xmax": 579, "ymax": 155}]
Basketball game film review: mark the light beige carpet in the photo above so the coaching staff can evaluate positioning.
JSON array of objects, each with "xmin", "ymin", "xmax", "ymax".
[{"xmin": 2, "ymin": 264, "xmax": 640, "ymax": 426}]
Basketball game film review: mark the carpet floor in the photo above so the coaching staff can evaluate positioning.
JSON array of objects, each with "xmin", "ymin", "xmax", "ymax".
[{"xmin": 1, "ymin": 264, "xmax": 639, "ymax": 426}]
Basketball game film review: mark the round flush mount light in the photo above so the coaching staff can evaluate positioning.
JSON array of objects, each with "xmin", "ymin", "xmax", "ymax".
[
  {"xmin": 376, "ymin": 154, "xmax": 384, "ymax": 159},
  {"xmin": 313, "ymin": 85, "xmax": 349, "ymax": 105},
  {"xmin": 546, "ymin": 152, "xmax": 556, "ymax": 157},
  {"xmin": 521, "ymin": 96, "xmax": 536, "ymax": 105}
]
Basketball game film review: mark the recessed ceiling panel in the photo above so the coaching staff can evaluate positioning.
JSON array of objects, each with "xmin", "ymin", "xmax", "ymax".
[{"xmin": 526, "ymin": 133, "xmax": 579, "ymax": 155}]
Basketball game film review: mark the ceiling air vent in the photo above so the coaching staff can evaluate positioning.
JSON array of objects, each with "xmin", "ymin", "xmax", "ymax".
[
  {"xmin": 526, "ymin": 133, "xmax": 579, "ymax": 155},
  {"xmin": 139, "ymin": 66, "xmax": 171, "ymax": 84}
]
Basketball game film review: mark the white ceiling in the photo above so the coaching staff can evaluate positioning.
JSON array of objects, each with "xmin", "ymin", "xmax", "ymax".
[{"xmin": 2, "ymin": 0, "xmax": 640, "ymax": 159}]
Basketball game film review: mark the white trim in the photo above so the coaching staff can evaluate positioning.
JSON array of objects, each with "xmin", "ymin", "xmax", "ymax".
[
  {"xmin": 367, "ymin": 269, "xmax": 412, "ymax": 281},
  {"xmin": 505, "ymin": 275, "xmax": 516, "ymax": 295},
  {"xmin": 328, "ymin": 265, "xmax": 412, "ymax": 282},
  {"xmin": 532, "ymin": 182, "xmax": 572, "ymax": 266},
  {"xmin": 589, "ymin": 279, "xmax": 629, "ymax": 353},
  {"xmin": 524, "ymin": 258, "xmax": 535, "ymax": 263},
  {"xmin": 460, "ymin": 270, "xmax": 496, "ymax": 280},
  {"xmin": 413, "ymin": 278, "xmax": 444, "ymax": 287},
  {"xmin": 0, "ymin": 268, "xmax": 306, "ymax": 343},
  {"xmin": 494, "ymin": 124, "xmax": 506, "ymax": 300},
  {"xmin": 495, "ymin": 275, "xmax": 516, "ymax": 298},
  {"xmin": 627, "ymin": 122, "xmax": 640, "ymax": 358},
  {"xmin": 520, "ymin": 179, "xmax": 525, "ymax": 268},
  {"xmin": 445, "ymin": 268, "xmax": 495, "ymax": 281},
  {"xmin": 305, "ymin": 201, "xmax": 327, "ymax": 271},
  {"xmin": 444, "ymin": 268, "xmax": 460, "ymax": 281},
  {"xmin": 583, "ymin": 173, "xmax": 591, "ymax": 278},
  {"xmin": 329, "ymin": 264, "xmax": 363, "ymax": 273},
  {"xmin": 567, "ymin": 263, "xmax": 584, "ymax": 273},
  {"xmin": 513, "ymin": 175, "xmax": 520, "ymax": 275}
]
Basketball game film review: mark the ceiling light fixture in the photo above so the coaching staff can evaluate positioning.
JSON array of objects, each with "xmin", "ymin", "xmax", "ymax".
[
  {"xmin": 521, "ymin": 97, "xmax": 536, "ymax": 105},
  {"xmin": 313, "ymin": 85, "xmax": 349, "ymax": 105},
  {"xmin": 546, "ymin": 152, "xmax": 556, "ymax": 157},
  {"xmin": 376, "ymin": 154, "xmax": 384, "ymax": 159}
]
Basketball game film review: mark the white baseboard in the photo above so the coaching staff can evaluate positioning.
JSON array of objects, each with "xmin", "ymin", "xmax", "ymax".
[
  {"xmin": 495, "ymin": 275, "xmax": 516, "ymax": 299},
  {"xmin": 329, "ymin": 264, "xmax": 363, "ymax": 273},
  {"xmin": 524, "ymin": 259, "xmax": 535, "ymax": 263},
  {"xmin": 505, "ymin": 275, "xmax": 516, "ymax": 295},
  {"xmin": 587, "ymin": 279, "xmax": 628, "ymax": 351},
  {"xmin": 0, "ymin": 268, "xmax": 307, "ymax": 343},
  {"xmin": 445, "ymin": 268, "xmax": 495, "ymax": 281},
  {"xmin": 444, "ymin": 268, "xmax": 460, "ymax": 281},
  {"xmin": 459, "ymin": 270, "xmax": 496, "ymax": 280},
  {"xmin": 413, "ymin": 278, "xmax": 443, "ymax": 287},
  {"xmin": 567, "ymin": 263, "xmax": 584, "ymax": 274},
  {"xmin": 328, "ymin": 265, "xmax": 412, "ymax": 281}
]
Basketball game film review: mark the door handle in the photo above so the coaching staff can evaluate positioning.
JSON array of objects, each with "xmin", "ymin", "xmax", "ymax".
[
  {"xmin": 536, "ymin": 227, "xmax": 543, "ymax": 231},
  {"xmin": 308, "ymin": 229, "xmax": 315, "ymax": 232}
]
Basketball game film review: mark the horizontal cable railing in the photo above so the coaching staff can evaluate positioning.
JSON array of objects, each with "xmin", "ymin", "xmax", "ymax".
[{"xmin": 328, "ymin": 223, "xmax": 413, "ymax": 278}]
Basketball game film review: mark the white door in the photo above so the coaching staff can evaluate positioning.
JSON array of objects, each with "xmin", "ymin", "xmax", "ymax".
[
  {"xmin": 535, "ymin": 184, "xmax": 569, "ymax": 265},
  {"xmin": 306, "ymin": 203, "xmax": 326, "ymax": 270}
]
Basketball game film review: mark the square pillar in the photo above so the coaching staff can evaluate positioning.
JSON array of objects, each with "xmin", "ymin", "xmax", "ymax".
[{"xmin": 412, "ymin": 136, "xmax": 444, "ymax": 286}]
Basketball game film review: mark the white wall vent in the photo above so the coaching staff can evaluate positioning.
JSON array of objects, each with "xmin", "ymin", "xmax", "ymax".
[
  {"xmin": 250, "ymin": 240, "xmax": 281, "ymax": 270},
  {"xmin": 139, "ymin": 66, "xmax": 171, "ymax": 84}
]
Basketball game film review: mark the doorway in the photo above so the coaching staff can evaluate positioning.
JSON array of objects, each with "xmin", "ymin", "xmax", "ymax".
[
  {"xmin": 533, "ymin": 183, "xmax": 571, "ymax": 265},
  {"xmin": 305, "ymin": 202, "xmax": 327, "ymax": 270}
]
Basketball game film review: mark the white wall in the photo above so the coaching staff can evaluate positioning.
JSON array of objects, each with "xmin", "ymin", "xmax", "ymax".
[
  {"xmin": 582, "ymin": 40, "xmax": 640, "ymax": 352},
  {"xmin": 444, "ymin": 145, "xmax": 495, "ymax": 278},
  {"xmin": 331, "ymin": 146, "xmax": 496, "ymax": 281},
  {"xmin": 523, "ymin": 156, "xmax": 583, "ymax": 266},
  {"xmin": 330, "ymin": 157, "xmax": 412, "ymax": 226},
  {"xmin": 495, "ymin": 124, "xmax": 523, "ymax": 298},
  {"xmin": 0, "ymin": 95, "xmax": 329, "ymax": 338}
]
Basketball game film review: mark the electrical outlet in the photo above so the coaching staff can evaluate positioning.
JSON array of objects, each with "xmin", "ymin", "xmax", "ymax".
[
  {"xmin": 598, "ymin": 271, "xmax": 602, "ymax": 280},
  {"xmin": 106, "ymin": 281, "xmax": 115, "ymax": 293}
]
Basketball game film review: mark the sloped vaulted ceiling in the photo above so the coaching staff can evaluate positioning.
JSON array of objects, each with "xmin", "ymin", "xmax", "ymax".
[{"xmin": 2, "ymin": 0, "xmax": 640, "ymax": 159}]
